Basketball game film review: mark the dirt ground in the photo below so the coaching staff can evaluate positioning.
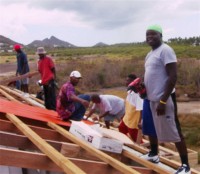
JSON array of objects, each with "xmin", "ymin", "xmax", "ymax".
[{"xmin": 178, "ymin": 101, "xmax": 200, "ymax": 114}]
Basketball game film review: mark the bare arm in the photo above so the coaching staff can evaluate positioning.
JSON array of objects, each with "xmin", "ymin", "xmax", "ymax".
[
  {"xmin": 161, "ymin": 62, "xmax": 177, "ymax": 101},
  {"xmin": 157, "ymin": 62, "xmax": 177, "ymax": 116},
  {"xmin": 70, "ymin": 94, "xmax": 89, "ymax": 108},
  {"xmin": 138, "ymin": 110, "xmax": 143, "ymax": 129},
  {"xmin": 85, "ymin": 108, "xmax": 95, "ymax": 119}
]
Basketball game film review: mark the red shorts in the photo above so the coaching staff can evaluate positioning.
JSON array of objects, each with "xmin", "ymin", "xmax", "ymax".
[{"xmin": 118, "ymin": 120, "xmax": 139, "ymax": 142}]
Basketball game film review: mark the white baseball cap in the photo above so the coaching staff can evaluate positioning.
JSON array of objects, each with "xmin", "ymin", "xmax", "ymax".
[{"xmin": 70, "ymin": 71, "xmax": 82, "ymax": 78}]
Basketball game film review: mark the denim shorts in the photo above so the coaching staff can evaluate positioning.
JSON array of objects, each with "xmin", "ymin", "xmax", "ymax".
[{"xmin": 104, "ymin": 108, "xmax": 125, "ymax": 122}]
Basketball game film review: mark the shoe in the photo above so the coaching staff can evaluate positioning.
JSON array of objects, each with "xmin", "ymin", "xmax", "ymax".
[
  {"xmin": 175, "ymin": 164, "xmax": 191, "ymax": 174},
  {"xmin": 141, "ymin": 152, "xmax": 159, "ymax": 163}
]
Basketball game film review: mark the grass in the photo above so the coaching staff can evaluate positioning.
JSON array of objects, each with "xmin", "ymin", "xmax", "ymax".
[
  {"xmin": 1, "ymin": 44, "xmax": 199, "ymax": 97},
  {"xmin": 179, "ymin": 114, "xmax": 200, "ymax": 163},
  {"xmin": 0, "ymin": 55, "xmax": 16, "ymax": 64}
]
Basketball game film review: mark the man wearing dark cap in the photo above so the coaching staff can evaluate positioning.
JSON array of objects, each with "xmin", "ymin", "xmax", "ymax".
[
  {"xmin": 141, "ymin": 25, "xmax": 190, "ymax": 174},
  {"xmin": 37, "ymin": 47, "xmax": 56, "ymax": 110},
  {"xmin": 14, "ymin": 44, "xmax": 30, "ymax": 93}
]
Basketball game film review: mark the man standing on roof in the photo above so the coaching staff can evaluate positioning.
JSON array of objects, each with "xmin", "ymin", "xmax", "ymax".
[
  {"xmin": 56, "ymin": 70, "xmax": 90, "ymax": 121},
  {"xmin": 86, "ymin": 94, "xmax": 125, "ymax": 129},
  {"xmin": 14, "ymin": 44, "xmax": 30, "ymax": 93},
  {"xmin": 37, "ymin": 47, "xmax": 56, "ymax": 111},
  {"xmin": 141, "ymin": 25, "xmax": 190, "ymax": 174}
]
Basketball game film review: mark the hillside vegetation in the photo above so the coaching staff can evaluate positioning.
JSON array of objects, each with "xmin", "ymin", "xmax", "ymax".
[{"xmin": 1, "ymin": 43, "xmax": 200, "ymax": 98}]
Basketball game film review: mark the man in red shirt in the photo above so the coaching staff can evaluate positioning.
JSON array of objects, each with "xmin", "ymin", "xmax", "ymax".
[{"xmin": 37, "ymin": 47, "xmax": 56, "ymax": 110}]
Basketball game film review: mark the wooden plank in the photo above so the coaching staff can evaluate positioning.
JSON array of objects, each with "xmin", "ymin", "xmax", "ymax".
[
  {"xmin": 143, "ymin": 139, "xmax": 178, "ymax": 156},
  {"xmin": 0, "ymin": 84, "xmax": 197, "ymax": 173},
  {"xmin": 140, "ymin": 139, "xmax": 198, "ymax": 169},
  {"xmin": 0, "ymin": 124, "xmax": 128, "ymax": 163},
  {"xmin": 0, "ymin": 114, "xmax": 54, "ymax": 129},
  {"xmin": 0, "ymin": 131, "xmax": 102, "ymax": 161},
  {"xmin": 0, "ymin": 148, "xmax": 156, "ymax": 174},
  {"xmin": 0, "ymin": 119, "xmax": 70, "ymax": 142},
  {"xmin": 160, "ymin": 142, "xmax": 198, "ymax": 166},
  {"xmin": 48, "ymin": 122, "xmax": 141, "ymax": 174},
  {"xmin": 6, "ymin": 113, "xmax": 86, "ymax": 174},
  {"xmin": 122, "ymin": 147, "xmax": 172, "ymax": 174},
  {"xmin": 0, "ymin": 85, "xmax": 45, "ymax": 108},
  {"xmin": 0, "ymin": 85, "xmax": 35, "ymax": 105},
  {"xmin": 0, "ymin": 131, "xmax": 38, "ymax": 150},
  {"xmin": 29, "ymin": 94, "xmax": 44, "ymax": 104},
  {"xmin": 0, "ymin": 71, "xmax": 39, "ymax": 85},
  {"xmin": 13, "ymin": 88, "xmax": 44, "ymax": 105},
  {"xmin": 48, "ymin": 123, "xmax": 181, "ymax": 174},
  {"xmin": 125, "ymin": 144, "xmax": 199, "ymax": 174},
  {"xmin": 0, "ymin": 88, "xmax": 20, "ymax": 102},
  {"xmin": 0, "ymin": 131, "xmax": 62, "ymax": 151}
]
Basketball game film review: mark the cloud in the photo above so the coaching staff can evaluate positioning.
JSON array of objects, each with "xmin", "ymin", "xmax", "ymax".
[
  {"xmin": 9, "ymin": 0, "xmax": 199, "ymax": 30},
  {"xmin": 0, "ymin": 0, "xmax": 199, "ymax": 46},
  {"xmin": 5, "ymin": 0, "xmax": 151, "ymax": 29}
]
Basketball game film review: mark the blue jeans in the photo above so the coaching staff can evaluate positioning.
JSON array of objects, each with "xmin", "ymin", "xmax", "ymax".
[{"xmin": 70, "ymin": 94, "xmax": 90, "ymax": 121}]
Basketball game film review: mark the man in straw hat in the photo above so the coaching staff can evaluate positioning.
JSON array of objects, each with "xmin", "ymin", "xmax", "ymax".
[
  {"xmin": 141, "ymin": 25, "xmax": 191, "ymax": 174},
  {"xmin": 37, "ymin": 47, "xmax": 57, "ymax": 110}
]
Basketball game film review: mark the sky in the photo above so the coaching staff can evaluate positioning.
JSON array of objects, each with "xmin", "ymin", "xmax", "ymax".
[{"xmin": 0, "ymin": 0, "xmax": 199, "ymax": 47}]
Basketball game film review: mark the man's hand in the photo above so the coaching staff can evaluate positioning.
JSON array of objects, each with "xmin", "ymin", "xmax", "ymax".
[
  {"xmin": 156, "ymin": 103, "xmax": 166, "ymax": 116},
  {"xmin": 92, "ymin": 116, "xmax": 99, "ymax": 121}
]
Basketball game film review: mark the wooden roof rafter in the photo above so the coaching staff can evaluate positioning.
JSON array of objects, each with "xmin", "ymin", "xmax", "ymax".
[{"xmin": 0, "ymin": 85, "xmax": 199, "ymax": 174}]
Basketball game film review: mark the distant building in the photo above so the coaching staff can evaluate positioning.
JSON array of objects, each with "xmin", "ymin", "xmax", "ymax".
[
  {"xmin": 192, "ymin": 42, "xmax": 199, "ymax": 46},
  {"xmin": 53, "ymin": 44, "xmax": 60, "ymax": 48}
]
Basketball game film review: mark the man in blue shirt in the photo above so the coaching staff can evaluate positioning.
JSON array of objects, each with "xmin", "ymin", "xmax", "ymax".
[{"xmin": 14, "ymin": 44, "xmax": 30, "ymax": 93}]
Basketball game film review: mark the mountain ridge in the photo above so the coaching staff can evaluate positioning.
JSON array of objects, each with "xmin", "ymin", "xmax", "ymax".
[
  {"xmin": 0, "ymin": 35, "xmax": 23, "ymax": 46},
  {"xmin": 0, "ymin": 35, "xmax": 111, "ymax": 49},
  {"xmin": 27, "ymin": 36, "xmax": 76, "ymax": 48},
  {"xmin": 0, "ymin": 35, "xmax": 78, "ymax": 48}
]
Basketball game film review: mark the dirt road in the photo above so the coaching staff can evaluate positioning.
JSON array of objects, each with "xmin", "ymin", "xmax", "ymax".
[{"xmin": 178, "ymin": 101, "xmax": 200, "ymax": 114}]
